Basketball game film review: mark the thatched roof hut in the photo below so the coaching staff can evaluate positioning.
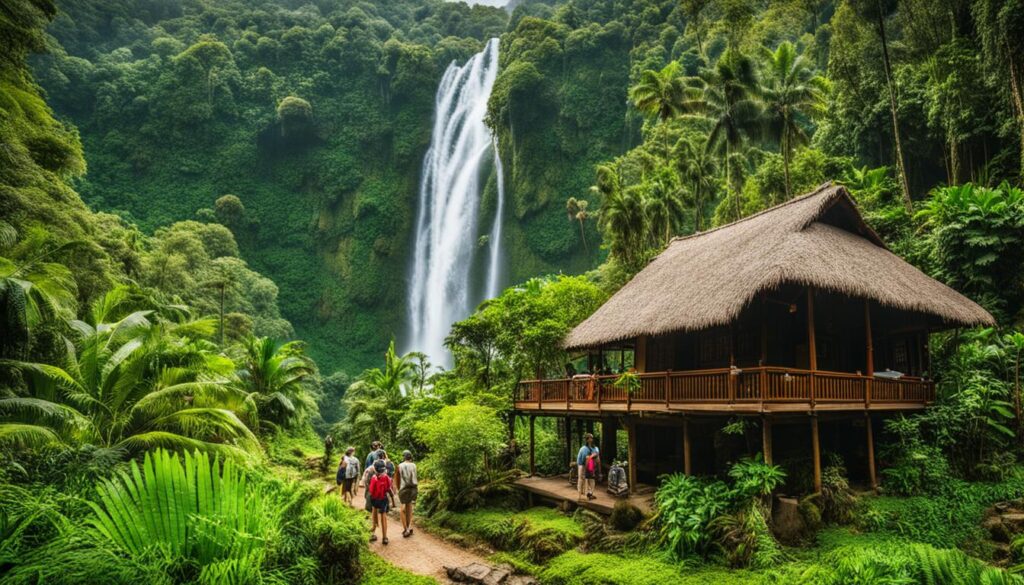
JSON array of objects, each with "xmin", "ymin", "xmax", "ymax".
[{"xmin": 566, "ymin": 183, "xmax": 994, "ymax": 350}]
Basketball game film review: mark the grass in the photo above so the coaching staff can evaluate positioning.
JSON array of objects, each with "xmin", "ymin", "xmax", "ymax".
[
  {"xmin": 425, "ymin": 507, "xmax": 584, "ymax": 562},
  {"xmin": 358, "ymin": 552, "xmax": 436, "ymax": 585}
]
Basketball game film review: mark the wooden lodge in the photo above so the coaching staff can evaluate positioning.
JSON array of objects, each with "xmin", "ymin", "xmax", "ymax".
[{"xmin": 513, "ymin": 184, "xmax": 994, "ymax": 495}]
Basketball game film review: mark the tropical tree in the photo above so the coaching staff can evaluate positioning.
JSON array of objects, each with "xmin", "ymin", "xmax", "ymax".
[
  {"xmin": 641, "ymin": 170, "xmax": 689, "ymax": 246},
  {"xmin": 565, "ymin": 197, "xmax": 591, "ymax": 252},
  {"xmin": 759, "ymin": 41, "xmax": 829, "ymax": 201},
  {"xmin": 0, "ymin": 288, "xmax": 255, "ymax": 454},
  {"xmin": 592, "ymin": 165, "xmax": 648, "ymax": 271},
  {"xmin": 675, "ymin": 136, "xmax": 719, "ymax": 231},
  {"xmin": 0, "ymin": 223, "xmax": 78, "ymax": 358},
  {"xmin": 234, "ymin": 335, "xmax": 315, "ymax": 432},
  {"xmin": 684, "ymin": 52, "xmax": 763, "ymax": 221},
  {"xmin": 339, "ymin": 340, "xmax": 415, "ymax": 449},
  {"xmin": 849, "ymin": 0, "xmax": 913, "ymax": 210},
  {"xmin": 630, "ymin": 61, "xmax": 687, "ymax": 163}
]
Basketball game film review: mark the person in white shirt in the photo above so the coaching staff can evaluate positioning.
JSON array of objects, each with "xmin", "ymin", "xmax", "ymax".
[{"xmin": 396, "ymin": 450, "xmax": 419, "ymax": 537}]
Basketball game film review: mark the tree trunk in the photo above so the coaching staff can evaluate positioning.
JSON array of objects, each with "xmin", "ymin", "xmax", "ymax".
[
  {"xmin": 782, "ymin": 123, "xmax": 792, "ymax": 202},
  {"xmin": 578, "ymin": 220, "xmax": 588, "ymax": 252},
  {"xmin": 876, "ymin": 4, "xmax": 913, "ymax": 211},
  {"xmin": 950, "ymin": 138, "xmax": 960, "ymax": 186},
  {"xmin": 1008, "ymin": 52, "xmax": 1024, "ymax": 180}
]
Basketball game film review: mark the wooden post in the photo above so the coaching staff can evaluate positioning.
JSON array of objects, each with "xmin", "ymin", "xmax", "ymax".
[
  {"xmin": 865, "ymin": 413, "xmax": 877, "ymax": 491},
  {"xmin": 627, "ymin": 419, "xmax": 638, "ymax": 493},
  {"xmin": 600, "ymin": 417, "xmax": 617, "ymax": 476},
  {"xmin": 729, "ymin": 324, "xmax": 737, "ymax": 403},
  {"xmin": 762, "ymin": 416, "xmax": 773, "ymax": 465},
  {"xmin": 865, "ymin": 299, "xmax": 874, "ymax": 406},
  {"xmin": 665, "ymin": 370, "xmax": 671, "ymax": 406},
  {"xmin": 529, "ymin": 415, "xmax": 536, "ymax": 476},
  {"xmin": 808, "ymin": 288, "xmax": 817, "ymax": 406},
  {"xmin": 811, "ymin": 414, "xmax": 822, "ymax": 493},
  {"xmin": 564, "ymin": 416, "xmax": 572, "ymax": 469},
  {"xmin": 683, "ymin": 418, "xmax": 692, "ymax": 475}
]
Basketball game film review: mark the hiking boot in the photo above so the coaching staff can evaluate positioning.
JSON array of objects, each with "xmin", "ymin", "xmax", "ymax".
[
  {"xmin": 382, "ymin": 537, "xmax": 389, "ymax": 545},
  {"xmin": 369, "ymin": 534, "xmax": 378, "ymax": 542}
]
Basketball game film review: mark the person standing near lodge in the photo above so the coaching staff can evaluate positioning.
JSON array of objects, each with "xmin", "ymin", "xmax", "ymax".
[
  {"xmin": 396, "ymin": 450, "xmax": 418, "ymax": 538},
  {"xmin": 577, "ymin": 433, "xmax": 600, "ymax": 501},
  {"xmin": 368, "ymin": 459, "xmax": 393, "ymax": 545},
  {"xmin": 340, "ymin": 447, "xmax": 360, "ymax": 506}
]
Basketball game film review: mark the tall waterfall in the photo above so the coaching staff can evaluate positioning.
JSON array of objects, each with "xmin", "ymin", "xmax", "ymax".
[{"xmin": 406, "ymin": 38, "xmax": 505, "ymax": 367}]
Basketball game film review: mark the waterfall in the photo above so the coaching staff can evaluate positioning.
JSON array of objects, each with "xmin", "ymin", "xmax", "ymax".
[
  {"xmin": 406, "ymin": 38, "xmax": 504, "ymax": 367},
  {"xmin": 485, "ymin": 139, "xmax": 505, "ymax": 299}
]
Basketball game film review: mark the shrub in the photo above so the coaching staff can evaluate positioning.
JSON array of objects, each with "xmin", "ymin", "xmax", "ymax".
[
  {"xmin": 652, "ymin": 473, "xmax": 730, "ymax": 559},
  {"xmin": 609, "ymin": 500, "xmax": 644, "ymax": 532},
  {"xmin": 417, "ymin": 402, "xmax": 506, "ymax": 509}
]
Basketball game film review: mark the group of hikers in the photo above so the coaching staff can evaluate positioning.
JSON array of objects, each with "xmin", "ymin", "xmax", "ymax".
[{"xmin": 335, "ymin": 440, "xmax": 418, "ymax": 545}]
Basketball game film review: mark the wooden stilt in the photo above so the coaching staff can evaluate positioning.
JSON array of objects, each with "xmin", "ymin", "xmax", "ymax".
[
  {"xmin": 762, "ymin": 417, "xmax": 773, "ymax": 465},
  {"xmin": 865, "ymin": 299, "xmax": 874, "ymax": 406},
  {"xmin": 808, "ymin": 288, "xmax": 817, "ymax": 405},
  {"xmin": 627, "ymin": 419, "xmax": 638, "ymax": 493},
  {"xmin": 600, "ymin": 417, "xmax": 617, "ymax": 476},
  {"xmin": 564, "ymin": 416, "xmax": 572, "ymax": 469},
  {"xmin": 866, "ymin": 413, "xmax": 877, "ymax": 490},
  {"xmin": 529, "ymin": 415, "xmax": 536, "ymax": 477},
  {"xmin": 811, "ymin": 414, "xmax": 822, "ymax": 493},
  {"xmin": 683, "ymin": 418, "xmax": 692, "ymax": 475}
]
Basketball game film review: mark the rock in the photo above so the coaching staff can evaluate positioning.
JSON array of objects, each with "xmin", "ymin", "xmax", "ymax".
[
  {"xmin": 984, "ymin": 515, "xmax": 1012, "ymax": 543},
  {"xmin": 772, "ymin": 496, "xmax": 806, "ymax": 545},
  {"xmin": 1001, "ymin": 513, "xmax": 1024, "ymax": 533},
  {"xmin": 446, "ymin": 562, "xmax": 506, "ymax": 584}
]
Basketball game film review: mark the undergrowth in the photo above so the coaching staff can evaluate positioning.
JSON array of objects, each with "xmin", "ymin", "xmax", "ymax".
[{"xmin": 425, "ymin": 507, "xmax": 583, "ymax": 562}]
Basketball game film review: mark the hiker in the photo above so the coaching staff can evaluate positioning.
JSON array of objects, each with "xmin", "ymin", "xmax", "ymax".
[
  {"xmin": 361, "ymin": 459, "xmax": 377, "ymax": 516},
  {"xmin": 396, "ymin": 450, "xmax": 418, "ymax": 537},
  {"xmin": 379, "ymin": 450, "xmax": 397, "ymax": 509},
  {"xmin": 577, "ymin": 433, "xmax": 600, "ymax": 501},
  {"xmin": 368, "ymin": 459, "xmax": 393, "ymax": 545},
  {"xmin": 564, "ymin": 362, "xmax": 576, "ymax": 377},
  {"xmin": 339, "ymin": 447, "xmax": 360, "ymax": 506},
  {"xmin": 364, "ymin": 440, "xmax": 382, "ymax": 470}
]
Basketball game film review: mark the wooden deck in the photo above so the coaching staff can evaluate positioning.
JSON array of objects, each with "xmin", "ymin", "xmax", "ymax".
[
  {"xmin": 514, "ymin": 474, "xmax": 655, "ymax": 515},
  {"xmin": 514, "ymin": 366, "xmax": 933, "ymax": 415}
]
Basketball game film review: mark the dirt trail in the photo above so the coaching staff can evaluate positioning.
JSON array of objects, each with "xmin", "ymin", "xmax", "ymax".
[{"xmin": 336, "ymin": 486, "xmax": 490, "ymax": 582}]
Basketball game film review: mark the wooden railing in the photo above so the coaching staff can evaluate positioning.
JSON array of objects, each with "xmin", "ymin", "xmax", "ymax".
[{"xmin": 514, "ymin": 367, "xmax": 935, "ymax": 410}]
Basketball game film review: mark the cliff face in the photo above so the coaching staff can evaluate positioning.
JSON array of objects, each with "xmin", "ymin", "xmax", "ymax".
[{"xmin": 32, "ymin": 0, "xmax": 615, "ymax": 374}]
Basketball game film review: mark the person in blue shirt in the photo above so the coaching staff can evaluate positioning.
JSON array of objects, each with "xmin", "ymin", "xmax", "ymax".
[
  {"xmin": 576, "ymin": 433, "xmax": 600, "ymax": 500},
  {"xmin": 365, "ymin": 441, "xmax": 382, "ymax": 471}
]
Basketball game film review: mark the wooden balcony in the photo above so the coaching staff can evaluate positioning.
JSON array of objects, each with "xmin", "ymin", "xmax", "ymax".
[{"xmin": 513, "ymin": 367, "xmax": 934, "ymax": 415}]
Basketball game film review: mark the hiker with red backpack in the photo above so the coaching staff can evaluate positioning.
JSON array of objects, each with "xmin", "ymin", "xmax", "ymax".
[
  {"xmin": 577, "ymin": 433, "xmax": 600, "ymax": 501},
  {"xmin": 368, "ymin": 459, "xmax": 394, "ymax": 545}
]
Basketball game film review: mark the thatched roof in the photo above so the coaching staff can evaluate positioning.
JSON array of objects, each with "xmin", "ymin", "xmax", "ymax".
[{"xmin": 566, "ymin": 183, "xmax": 994, "ymax": 349}]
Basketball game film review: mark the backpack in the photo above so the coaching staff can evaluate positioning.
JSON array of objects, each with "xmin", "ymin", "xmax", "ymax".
[
  {"xmin": 345, "ymin": 456, "xmax": 360, "ymax": 479},
  {"xmin": 369, "ymin": 472, "xmax": 391, "ymax": 500}
]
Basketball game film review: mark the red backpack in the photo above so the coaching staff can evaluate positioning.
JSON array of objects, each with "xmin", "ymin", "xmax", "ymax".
[{"xmin": 369, "ymin": 472, "xmax": 391, "ymax": 500}]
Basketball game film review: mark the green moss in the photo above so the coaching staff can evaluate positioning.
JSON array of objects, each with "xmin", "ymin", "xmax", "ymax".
[
  {"xmin": 428, "ymin": 507, "xmax": 584, "ymax": 562},
  {"xmin": 358, "ymin": 553, "xmax": 436, "ymax": 585}
]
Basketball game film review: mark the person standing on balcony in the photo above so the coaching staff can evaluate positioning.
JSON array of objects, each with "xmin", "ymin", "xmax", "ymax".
[{"xmin": 577, "ymin": 433, "xmax": 600, "ymax": 501}]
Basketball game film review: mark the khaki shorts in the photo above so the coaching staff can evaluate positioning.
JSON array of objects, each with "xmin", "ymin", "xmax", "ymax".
[{"xmin": 399, "ymin": 485, "xmax": 418, "ymax": 504}]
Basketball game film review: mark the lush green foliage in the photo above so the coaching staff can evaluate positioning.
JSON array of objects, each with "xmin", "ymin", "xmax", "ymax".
[{"xmin": 427, "ymin": 506, "xmax": 584, "ymax": 563}]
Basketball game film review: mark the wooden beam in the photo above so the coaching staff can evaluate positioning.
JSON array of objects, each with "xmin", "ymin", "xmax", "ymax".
[
  {"xmin": 564, "ymin": 416, "xmax": 572, "ymax": 470},
  {"xmin": 866, "ymin": 413, "xmax": 877, "ymax": 491},
  {"xmin": 807, "ymin": 288, "xmax": 817, "ymax": 371},
  {"xmin": 683, "ymin": 418, "xmax": 692, "ymax": 475},
  {"xmin": 528, "ymin": 415, "xmax": 536, "ymax": 476},
  {"xmin": 811, "ymin": 414, "xmax": 822, "ymax": 493},
  {"xmin": 627, "ymin": 419, "xmax": 638, "ymax": 493},
  {"xmin": 635, "ymin": 336, "xmax": 647, "ymax": 373},
  {"xmin": 762, "ymin": 416, "xmax": 773, "ymax": 465},
  {"xmin": 864, "ymin": 300, "xmax": 874, "ymax": 376},
  {"xmin": 760, "ymin": 298, "xmax": 768, "ymax": 365}
]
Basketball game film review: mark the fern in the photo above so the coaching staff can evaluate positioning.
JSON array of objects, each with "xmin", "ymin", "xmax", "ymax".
[{"xmin": 87, "ymin": 449, "xmax": 278, "ymax": 565}]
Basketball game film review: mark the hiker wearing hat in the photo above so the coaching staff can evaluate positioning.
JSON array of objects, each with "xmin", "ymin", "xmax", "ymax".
[
  {"xmin": 368, "ymin": 458, "xmax": 394, "ymax": 545},
  {"xmin": 577, "ymin": 433, "xmax": 600, "ymax": 501},
  {"xmin": 396, "ymin": 450, "xmax": 419, "ymax": 538}
]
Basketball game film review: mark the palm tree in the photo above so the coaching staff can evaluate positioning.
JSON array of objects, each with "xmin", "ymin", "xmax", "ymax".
[
  {"xmin": 592, "ymin": 165, "xmax": 648, "ymax": 270},
  {"xmin": 234, "ymin": 336, "xmax": 315, "ymax": 432},
  {"xmin": 565, "ymin": 197, "xmax": 591, "ymax": 252},
  {"xmin": 759, "ymin": 41, "xmax": 828, "ymax": 201},
  {"xmin": 0, "ymin": 287, "xmax": 256, "ymax": 454},
  {"xmin": 641, "ymin": 170, "xmax": 689, "ymax": 246},
  {"xmin": 630, "ymin": 61, "xmax": 687, "ymax": 163},
  {"xmin": 340, "ymin": 341, "xmax": 415, "ymax": 449},
  {"xmin": 684, "ymin": 52, "xmax": 763, "ymax": 221},
  {"xmin": 675, "ymin": 136, "xmax": 719, "ymax": 232},
  {"xmin": 0, "ymin": 223, "xmax": 78, "ymax": 358}
]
